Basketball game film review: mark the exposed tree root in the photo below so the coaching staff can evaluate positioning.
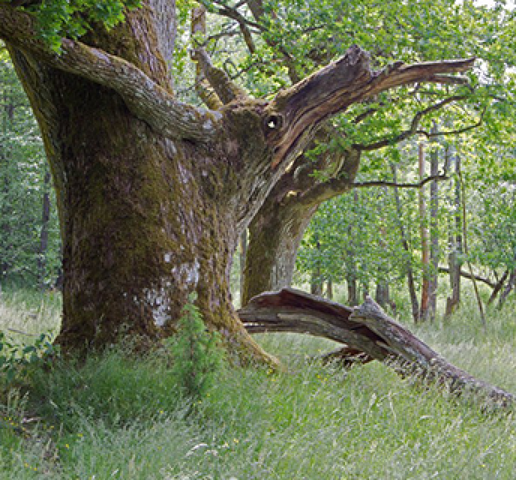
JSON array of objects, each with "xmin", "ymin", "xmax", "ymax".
[{"xmin": 238, "ymin": 288, "xmax": 515, "ymax": 407}]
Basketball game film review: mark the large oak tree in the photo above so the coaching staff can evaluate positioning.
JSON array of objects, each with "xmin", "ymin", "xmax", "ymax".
[{"xmin": 0, "ymin": 0, "xmax": 474, "ymax": 360}]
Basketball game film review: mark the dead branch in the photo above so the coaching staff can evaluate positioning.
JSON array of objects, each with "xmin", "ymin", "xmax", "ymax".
[
  {"xmin": 353, "ymin": 174, "xmax": 449, "ymax": 190},
  {"xmin": 438, "ymin": 266, "xmax": 496, "ymax": 289},
  {"xmin": 239, "ymin": 288, "xmax": 515, "ymax": 406}
]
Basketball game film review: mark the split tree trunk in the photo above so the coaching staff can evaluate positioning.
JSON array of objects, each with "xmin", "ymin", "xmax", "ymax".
[{"xmin": 240, "ymin": 288, "xmax": 515, "ymax": 406}]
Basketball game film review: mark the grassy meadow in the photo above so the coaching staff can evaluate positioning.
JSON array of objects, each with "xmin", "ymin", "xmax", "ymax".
[{"xmin": 1, "ymin": 287, "xmax": 516, "ymax": 479}]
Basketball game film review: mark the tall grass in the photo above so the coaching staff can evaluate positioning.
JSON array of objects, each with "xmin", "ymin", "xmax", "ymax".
[{"xmin": 1, "ymin": 289, "xmax": 516, "ymax": 479}]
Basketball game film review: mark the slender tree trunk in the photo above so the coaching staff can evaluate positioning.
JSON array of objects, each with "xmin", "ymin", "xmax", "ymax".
[
  {"xmin": 345, "ymin": 189, "xmax": 360, "ymax": 306},
  {"xmin": 498, "ymin": 268, "xmax": 516, "ymax": 309},
  {"xmin": 429, "ymin": 127, "xmax": 439, "ymax": 321},
  {"xmin": 310, "ymin": 236, "xmax": 323, "ymax": 295},
  {"xmin": 445, "ymin": 152, "xmax": 462, "ymax": 317},
  {"xmin": 37, "ymin": 167, "xmax": 51, "ymax": 290},
  {"xmin": 419, "ymin": 141, "xmax": 430, "ymax": 321},
  {"xmin": 326, "ymin": 279, "xmax": 333, "ymax": 300},
  {"xmin": 375, "ymin": 281, "xmax": 390, "ymax": 309},
  {"xmin": 376, "ymin": 189, "xmax": 391, "ymax": 310},
  {"xmin": 391, "ymin": 164, "xmax": 419, "ymax": 322}
]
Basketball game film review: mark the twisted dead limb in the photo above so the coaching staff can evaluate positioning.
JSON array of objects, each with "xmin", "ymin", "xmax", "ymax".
[{"xmin": 238, "ymin": 288, "xmax": 515, "ymax": 406}]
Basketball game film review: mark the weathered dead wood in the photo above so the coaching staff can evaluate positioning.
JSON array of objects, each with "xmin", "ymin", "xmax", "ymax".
[{"xmin": 239, "ymin": 288, "xmax": 515, "ymax": 406}]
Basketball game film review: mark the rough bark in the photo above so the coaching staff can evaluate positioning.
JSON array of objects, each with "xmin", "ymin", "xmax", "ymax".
[
  {"xmin": 0, "ymin": 2, "xmax": 475, "ymax": 359},
  {"xmin": 240, "ymin": 288, "xmax": 515, "ymax": 406}
]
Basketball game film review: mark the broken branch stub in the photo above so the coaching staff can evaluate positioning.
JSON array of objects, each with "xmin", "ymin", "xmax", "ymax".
[{"xmin": 238, "ymin": 288, "xmax": 515, "ymax": 406}]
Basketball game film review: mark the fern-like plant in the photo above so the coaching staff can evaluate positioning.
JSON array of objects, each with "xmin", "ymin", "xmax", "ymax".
[{"xmin": 168, "ymin": 295, "xmax": 225, "ymax": 400}]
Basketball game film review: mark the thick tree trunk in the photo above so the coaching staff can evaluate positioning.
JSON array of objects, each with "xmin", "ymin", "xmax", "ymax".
[
  {"xmin": 7, "ymin": 9, "xmax": 273, "ymax": 362},
  {"xmin": 243, "ymin": 198, "xmax": 318, "ymax": 304},
  {"xmin": 0, "ymin": 1, "xmax": 475, "ymax": 362},
  {"xmin": 240, "ymin": 288, "xmax": 515, "ymax": 406}
]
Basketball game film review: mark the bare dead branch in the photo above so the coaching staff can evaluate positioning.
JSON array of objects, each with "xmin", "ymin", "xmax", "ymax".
[
  {"xmin": 355, "ymin": 96, "xmax": 467, "ymax": 152},
  {"xmin": 438, "ymin": 266, "xmax": 496, "ymax": 289},
  {"xmin": 353, "ymin": 174, "xmax": 449, "ymax": 190},
  {"xmin": 268, "ymin": 46, "xmax": 474, "ymax": 168},
  {"xmin": 191, "ymin": 5, "xmax": 247, "ymax": 104}
]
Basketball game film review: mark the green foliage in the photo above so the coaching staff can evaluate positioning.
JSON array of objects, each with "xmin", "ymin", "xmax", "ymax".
[
  {"xmin": 2, "ymin": 293, "xmax": 516, "ymax": 478},
  {"xmin": 0, "ymin": 331, "xmax": 55, "ymax": 388},
  {"xmin": 0, "ymin": 55, "xmax": 61, "ymax": 289},
  {"xmin": 168, "ymin": 295, "xmax": 226, "ymax": 400},
  {"xmin": 24, "ymin": 0, "xmax": 142, "ymax": 52}
]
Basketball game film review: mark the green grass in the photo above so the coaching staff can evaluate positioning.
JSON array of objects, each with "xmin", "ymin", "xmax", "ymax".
[{"xmin": 1, "ymin": 289, "xmax": 516, "ymax": 479}]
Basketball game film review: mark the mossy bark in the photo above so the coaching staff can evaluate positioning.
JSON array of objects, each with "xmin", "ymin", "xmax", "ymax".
[{"xmin": 7, "ymin": 8, "xmax": 274, "ymax": 363}]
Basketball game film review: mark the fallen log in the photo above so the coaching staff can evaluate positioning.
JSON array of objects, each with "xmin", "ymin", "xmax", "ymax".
[{"xmin": 238, "ymin": 288, "xmax": 515, "ymax": 406}]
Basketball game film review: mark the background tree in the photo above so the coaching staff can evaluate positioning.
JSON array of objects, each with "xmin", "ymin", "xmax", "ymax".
[{"xmin": 0, "ymin": 47, "xmax": 60, "ymax": 289}]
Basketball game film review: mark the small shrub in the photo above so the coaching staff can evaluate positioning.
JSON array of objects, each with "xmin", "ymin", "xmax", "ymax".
[
  {"xmin": 0, "ymin": 332, "xmax": 56, "ymax": 388},
  {"xmin": 168, "ymin": 295, "xmax": 226, "ymax": 400}
]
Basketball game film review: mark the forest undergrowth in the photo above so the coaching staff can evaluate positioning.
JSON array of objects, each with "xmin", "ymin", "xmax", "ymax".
[{"xmin": 1, "ymin": 287, "xmax": 515, "ymax": 479}]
